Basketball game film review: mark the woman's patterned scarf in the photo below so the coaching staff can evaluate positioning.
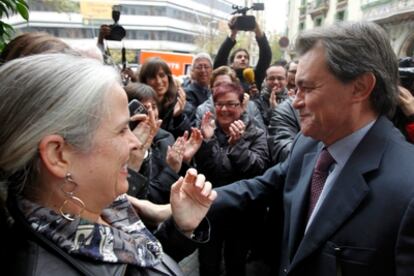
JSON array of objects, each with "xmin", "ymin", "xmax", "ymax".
[{"xmin": 17, "ymin": 194, "xmax": 163, "ymax": 267}]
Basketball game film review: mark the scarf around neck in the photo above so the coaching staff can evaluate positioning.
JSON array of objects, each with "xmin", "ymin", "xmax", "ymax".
[{"xmin": 18, "ymin": 194, "xmax": 163, "ymax": 268}]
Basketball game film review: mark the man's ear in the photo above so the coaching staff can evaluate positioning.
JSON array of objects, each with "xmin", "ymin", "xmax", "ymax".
[
  {"xmin": 352, "ymin": 72, "xmax": 376, "ymax": 102},
  {"xmin": 38, "ymin": 135, "xmax": 72, "ymax": 178}
]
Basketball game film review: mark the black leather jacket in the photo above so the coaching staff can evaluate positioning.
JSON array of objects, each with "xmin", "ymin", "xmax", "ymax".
[
  {"xmin": 4, "ymin": 198, "xmax": 210, "ymax": 276},
  {"xmin": 268, "ymin": 99, "xmax": 301, "ymax": 165}
]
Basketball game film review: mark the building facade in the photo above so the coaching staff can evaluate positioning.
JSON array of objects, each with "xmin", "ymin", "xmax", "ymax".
[
  {"xmin": 6, "ymin": 0, "xmax": 237, "ymax": 54},
  {"xmin": 286, "ymin": 0, "xmax": 414, "ymax": 58}
]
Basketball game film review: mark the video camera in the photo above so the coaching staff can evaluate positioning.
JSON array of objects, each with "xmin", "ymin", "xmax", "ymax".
[
  {"xmin": 399, "ymin": 57, "xmax": 414, "ymax": 92},
  {"xmin": 231, "ymin": 3, "xmax": 264, "ymax": 31},
  {"xmin": 107, "ymin": 5, "xmax": 126, "ymax": 41}
]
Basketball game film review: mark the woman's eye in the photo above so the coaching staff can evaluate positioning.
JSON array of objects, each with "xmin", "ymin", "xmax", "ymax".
[{"xmin": 120, "ymin": 127, "xmax": 129, "ymax": 134}]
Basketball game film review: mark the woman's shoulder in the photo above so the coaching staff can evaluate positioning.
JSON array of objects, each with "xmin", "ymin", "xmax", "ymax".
[{"xmin": 5, "ymin": 221, "xmax": 127, "ymax": 276}]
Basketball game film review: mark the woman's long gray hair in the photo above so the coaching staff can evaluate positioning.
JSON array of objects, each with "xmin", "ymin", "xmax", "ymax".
[{"xmin": 0, "ymin": 53, "xmax": 120, "ymax": 194}]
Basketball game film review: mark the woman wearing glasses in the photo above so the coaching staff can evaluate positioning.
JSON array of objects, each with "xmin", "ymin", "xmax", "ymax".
[{"xmin": 195, "ymin": 81, "xmax": 270, "ymax": 276}]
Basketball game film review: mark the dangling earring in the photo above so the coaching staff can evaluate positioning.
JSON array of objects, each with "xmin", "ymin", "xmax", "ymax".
[{"xmin": 59, "ymin": 172, "xmax": 85, "ymax": 221}]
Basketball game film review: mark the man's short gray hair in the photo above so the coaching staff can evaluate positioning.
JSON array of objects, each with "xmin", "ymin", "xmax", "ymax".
[
  {"xmin": 192, "ymin": 52, "xmax": 213, "ymax": 68},
  {"xmin": 295, "ymin": 21, "xmax": 398, "ymax": 116}
]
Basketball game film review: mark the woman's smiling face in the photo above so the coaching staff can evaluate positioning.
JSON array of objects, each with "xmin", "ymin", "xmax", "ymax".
[{"xmin": 69, "ymin": 84, "xmax": 139, "ymax": 212}]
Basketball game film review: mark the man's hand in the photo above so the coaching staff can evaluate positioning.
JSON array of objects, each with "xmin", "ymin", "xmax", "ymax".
[
  {"xmin": 270, "ymin": 88, "xmax": 278, "ymax": 109},
  {"xmin": 98, "ymin": 24, "xmax": 111, "ymax": 45},
  {"xmin": 228, "ymin": 16, "xmax": 239, "ymax": 40},
  {"xmin": 170, "ymin": 169, "xmax": 217, "ymax": 237}
]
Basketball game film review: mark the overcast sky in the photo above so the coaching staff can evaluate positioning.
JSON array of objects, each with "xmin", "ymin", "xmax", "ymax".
[{"xmin": 263, "ymin": 0, "xmax": 288, "ymax": 34}]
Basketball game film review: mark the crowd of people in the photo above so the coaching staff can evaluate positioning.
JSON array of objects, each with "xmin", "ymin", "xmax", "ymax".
[{"xmin": 1, "ymin": 16, "xmax": 414, "ymax": 276}]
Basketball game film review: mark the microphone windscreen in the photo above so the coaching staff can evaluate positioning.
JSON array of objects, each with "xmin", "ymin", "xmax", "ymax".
[{"xmin": 243, "ymin": 68, "xmax": 255, "ymax": 84}]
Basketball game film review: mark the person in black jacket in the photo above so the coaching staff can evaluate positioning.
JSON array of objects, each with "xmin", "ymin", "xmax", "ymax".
[
  {"xmin": 213, "ymin": 16, "xmax": 272, "ymax": 95},
  {"xmin": 1, "ymin": 54, "xmax": 216, "ymax": 276},
  {"xmin": 183, "ymin": 53, "xmax": 213, "ymax": 118},
  {"xmin": 195, "ymin": 82, "xmax": 270, "ymax": 276}
]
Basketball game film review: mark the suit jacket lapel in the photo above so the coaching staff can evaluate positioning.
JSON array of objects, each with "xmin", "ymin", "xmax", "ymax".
[{"xmin": 289, "ymin": 117, "xmax": 391, "ymax": 269}]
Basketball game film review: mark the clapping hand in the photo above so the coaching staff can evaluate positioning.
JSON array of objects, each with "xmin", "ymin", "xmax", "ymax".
[
  {"xmin": 128, "ymin": 109, "xmax": 161, "ymax": 171},
  {"xmin": 182, "ymin": 128, "xmax": 203, "ymax": 162},
  {"xmin": 173, "ymin": 83, "xmax": 186, "ymax": 117},
  {"xmin": 166, "ymin": 136, "xmax": 185, "ymax": 173},
  {"xmin": 398, "ymin": 85, "xmax": 414, "ymax": 117},
  {"xmin": 228, "ymin": 120, "xmax": 245, "ymax": 145},
  {"xmin": 270, "ymin": 88, "xmax": 278, "ymax": 109},
  {"xmin": 200, "ymin": 111, "xmax": 216, "ymax": 140}
]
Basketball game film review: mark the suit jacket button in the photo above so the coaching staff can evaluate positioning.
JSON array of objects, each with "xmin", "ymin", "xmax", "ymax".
[{"xmin": 283, "ymin": 268, "xmax": 288, "ymax": 273}]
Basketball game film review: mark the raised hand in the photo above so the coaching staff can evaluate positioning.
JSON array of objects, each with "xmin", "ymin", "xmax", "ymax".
[
  {"xmin": 170, "ymin": 168, "xmax": 217, "ymax": 236},
  {"xmin": 183, "ymin": 128, "xmax": 203, "ymax": 162},
  {"xmin": 200, "ymin": 111, "xmax": 216, "ymax": 140},
  {"xmin": 242, "ymin": 93, "xmax": 250, "ymax": 112},
  {"xmin": 166, "ymin": 136, "xmax": 185, "ymax": 173},
  {"xmin": 398, "ymin": 85, "xmax": 414, "ymax": 117},
  {"xmin": 129, "ymin": 109, "xmax": 161, "ymax": 171},
  {"xmin": 270, "ymin": 88, "xmax": 278, "ymax": 109},
  {"xmin": 228, "ymin": 119, "xmax": 246, "ymax": 145},
  {"xmin": 228, "ymin": 16, "xmax": 239, "ymax": 40},
  {"xmin": 173, "ymin": 85, "xmax": 186, "ymax": 117}
]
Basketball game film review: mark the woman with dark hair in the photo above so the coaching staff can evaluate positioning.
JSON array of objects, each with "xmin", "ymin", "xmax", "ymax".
[
  {"xmin": 0, "ymin": 32, "xmax": 71, "ymax": 64},
  {"xmin": 139, "ymin": 57, "xmax": 192, "ymax": 138}
]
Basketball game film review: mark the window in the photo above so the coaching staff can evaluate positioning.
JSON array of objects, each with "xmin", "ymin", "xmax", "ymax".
[
  {"xmin": 314, "ymin": 17, "xmax": 323, "ymax": 26},
  {"xmin": 336, "ymin": 10, "xmax": 345, "ymax": 21}
]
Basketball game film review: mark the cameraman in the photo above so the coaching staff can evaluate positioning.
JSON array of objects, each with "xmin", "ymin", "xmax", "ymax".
[
  {"xmin": 213, "ymin": 16, "xmax": 271, "ymax": 96},
  {"xmin": 97, "ymin": 24, "xmax": 137, "ymax": 83}
]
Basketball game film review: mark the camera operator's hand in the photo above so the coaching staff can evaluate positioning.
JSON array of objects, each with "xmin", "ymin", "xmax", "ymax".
[
  {"xmin": 228, "ymin": 16, "xmax": 239, "ymax": 40},
  {"xmin": 253, "ymin": 21, "xmax": 264, "ymax": 38},
  {"xmin": 399, "ymin": 85, "xmax": 414, "ymax": 117},
  {"xmin": 98, "ymin": 24, "xmax": 111, "ymax": 45},
  {"xmin": 122, "ymin": 67, "xmax": 138, "ymax": 83}
]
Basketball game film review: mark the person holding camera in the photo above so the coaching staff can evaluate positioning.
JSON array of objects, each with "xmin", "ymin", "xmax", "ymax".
[{"xmin": 213, "ymin": 16, "xmax": 271, "ymax": 96}]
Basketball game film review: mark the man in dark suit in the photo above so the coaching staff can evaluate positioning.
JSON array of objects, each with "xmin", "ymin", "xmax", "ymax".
[{"xmin": 211, "ymin": 21, "xmax": 414, "ymax": 275}]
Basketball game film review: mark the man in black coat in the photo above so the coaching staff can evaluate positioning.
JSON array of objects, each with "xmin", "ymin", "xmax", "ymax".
[{"xmin": 213, "ymin": 17, "xmax": 271, "ymax": 94}]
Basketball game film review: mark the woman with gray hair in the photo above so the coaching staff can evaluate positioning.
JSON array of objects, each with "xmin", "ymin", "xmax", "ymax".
[{"xmin": 0, "ymin": 53, "xmax": 216, "ymax": 275}]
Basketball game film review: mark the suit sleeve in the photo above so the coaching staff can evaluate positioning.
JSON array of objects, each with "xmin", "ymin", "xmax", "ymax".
[{"xmin": 395, "ymin": 196, "xmax": 414, "ymax": 275}]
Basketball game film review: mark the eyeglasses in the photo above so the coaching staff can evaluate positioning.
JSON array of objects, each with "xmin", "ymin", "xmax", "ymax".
[
  {"xmin": 193, "ymin": 65, "xmax": 211, "ymax": 71},
  {"xmin": 266, "ymin": 76, "xmax": 286, "ymax": 82},
  {"xmin": 214, "ymin": 102, "xmax": 240, "ymax": 109}
]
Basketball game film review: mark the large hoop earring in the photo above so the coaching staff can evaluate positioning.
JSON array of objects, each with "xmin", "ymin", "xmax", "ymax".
[
  {"xmin": 59, "ymin": 172, "xmax": 86, "ymax": 221},
  {"xmin": 59, "ymin": 196, "xmax": 86, "ymax": 221}
]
